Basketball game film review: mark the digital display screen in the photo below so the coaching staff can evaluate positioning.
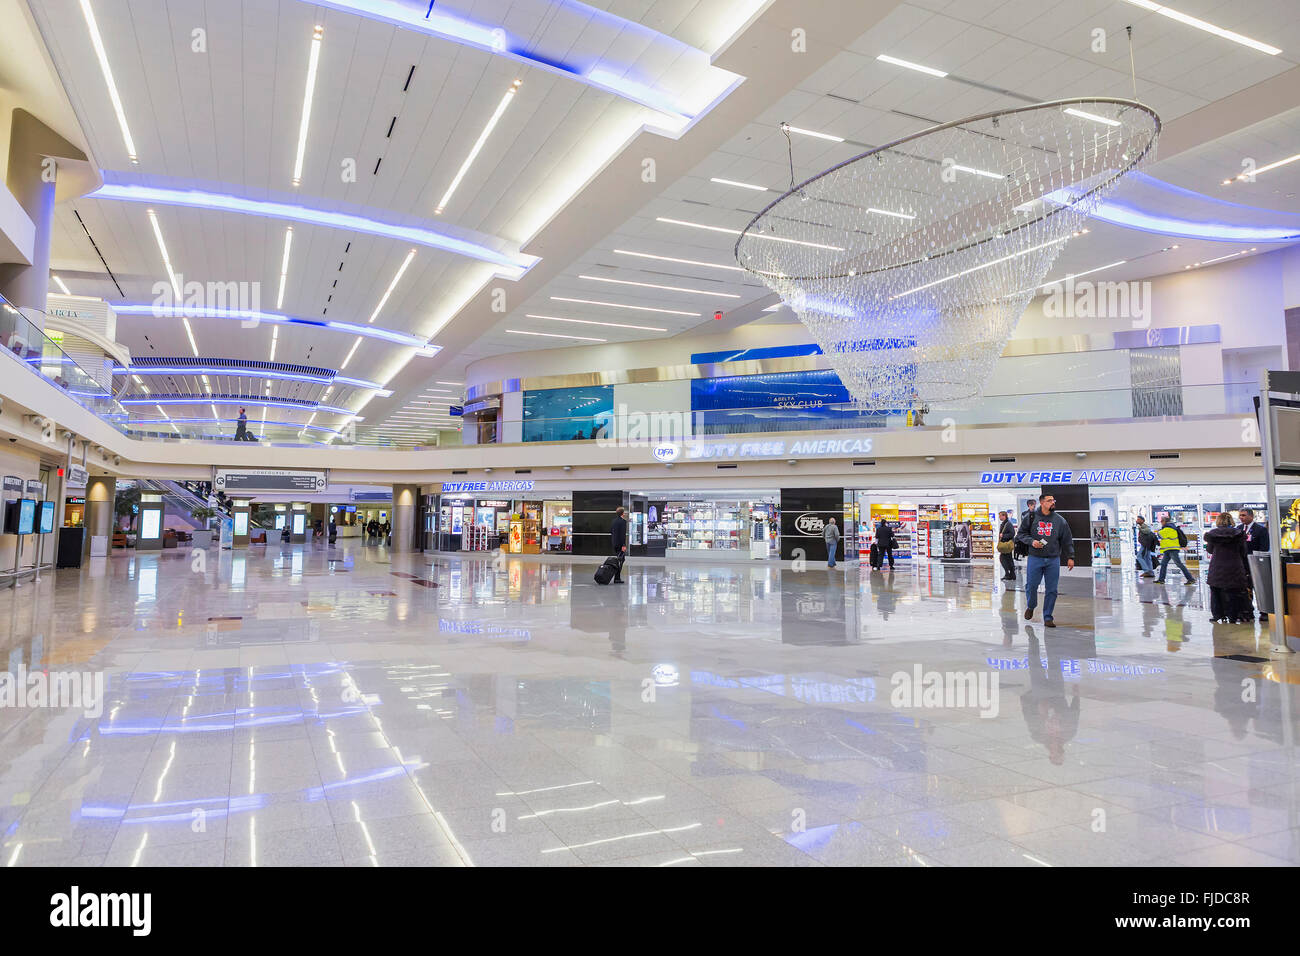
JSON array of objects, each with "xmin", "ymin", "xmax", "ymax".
[
  {"xmin": 140, "ymin": 509, "xmax": 162, "ymax": 539},
  {"xmin": 39, "ymin": 501, "xmax": 54, "ymax": 534},
  {"xmin": 13, "ymin": 499, "xmax": 36, "ymax": 535},
  {"xmin": 292, "ymin": 514, "xmax": 305, "ymax": 535},
  {"xmin": 234, "ymin": 512, "xmax": 248, "ymax": 535},
  {"xmin": 275, "ymin": 515, "xmax": 286, "ymax": 529}
]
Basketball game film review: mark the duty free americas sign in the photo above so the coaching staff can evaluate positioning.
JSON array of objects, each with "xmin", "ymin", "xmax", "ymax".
[{"xmin": 979, "ymin": 469, "xmax": 1158, "ymax": 485}]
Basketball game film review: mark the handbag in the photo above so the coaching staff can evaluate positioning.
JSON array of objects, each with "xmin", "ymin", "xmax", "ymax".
[{"xmin": 996, "ymin": 540, "xmax": 1014, "ymax": 554}]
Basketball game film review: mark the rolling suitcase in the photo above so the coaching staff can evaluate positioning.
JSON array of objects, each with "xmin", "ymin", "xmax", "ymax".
[
  {"xmin": 869, "ymin": 541, "xmax": 883, "ymax": 569},
  {"xmin": 594, "ymin": 554, "xmax": 623, "ymax": 585}
]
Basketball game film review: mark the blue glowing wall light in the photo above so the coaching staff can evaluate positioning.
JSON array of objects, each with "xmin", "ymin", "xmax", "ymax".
[
  {"xmin": 112, "ymin": 304, "xmax": 432, "ymax": 349},
  {"xmin": 297, "ymin": 0, "xmax": 729, "ymax": 127},
  {"xmin": 90, "ymin": 182, "xmax": 537, "ymax": 275}
]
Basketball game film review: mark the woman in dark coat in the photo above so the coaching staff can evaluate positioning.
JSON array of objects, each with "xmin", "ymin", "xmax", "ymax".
[{"xmin": 1204, "ymin": 512, "xmax": 1251, "ymax": 623}]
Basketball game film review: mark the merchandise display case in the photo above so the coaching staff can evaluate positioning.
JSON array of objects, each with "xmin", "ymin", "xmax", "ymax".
[{"xmin": 544, "ymin": 502, "xmax": 572, "ymax": 552}]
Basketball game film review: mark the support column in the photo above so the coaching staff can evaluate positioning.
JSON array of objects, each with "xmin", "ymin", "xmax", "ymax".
[
  {"xmin": 0, "ymin": 110, "xmax": 89, "ymax": 316},
  {"xmin": 83, "ymin": 475, "xmax": 116, "ymax": 556},
  {"xmin": 391, "ymin": 484, "xmax": 420, "ymax": 553}
]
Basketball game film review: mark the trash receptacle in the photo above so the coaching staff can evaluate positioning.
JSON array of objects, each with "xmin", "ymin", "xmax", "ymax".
[{"xmin": 1248, "ymin": 553, "xmax": 1274, "ymax": 614}]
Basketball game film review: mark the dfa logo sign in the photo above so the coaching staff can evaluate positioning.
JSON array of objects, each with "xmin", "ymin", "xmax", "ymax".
[
  {"xmin": 652, "ymin": 442, "xmax": 681, "ymax": 463},
  {"xmin": 794, "ymin": 513, "xmax": 826, "ymax": 535}
]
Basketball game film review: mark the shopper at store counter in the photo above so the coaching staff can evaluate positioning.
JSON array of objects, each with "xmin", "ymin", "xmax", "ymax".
[
  {"xmin": 1204, "ymin": 512, "xmax": 1252, "ymax": 624},
  {"xmin": 610, "ymin": 506, "xmax": 627, "ymax": 582},
  {"xmin": 1015, "ymin": 494, "xmax": 1074, "ymax": 628},
  {"xmin": 824, "ymin": 517, "xmax": 840, "ymax": 567},
  {"xmin": 1133, "ymin": 515, "xmax": 1157, "ymax": 578},
  {"xmin": 1239, "ymin": 508, "xmax": 1269, "ymax": 622},
  {"xmin": 874, "ymin": 518, "xmax": 896, "ymax": 570},
  {"xmin": 1155, "ymin": 514, "xmax": 1195, "ymax": 585}
]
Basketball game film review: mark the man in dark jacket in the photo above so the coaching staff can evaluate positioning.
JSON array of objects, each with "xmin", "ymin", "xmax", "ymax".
[
  {"xmin": 875, "ymin": 518, "xmax": 896, "ymax": 570},
  {"xmin": 610, "ymin": 506, "xmax": 628, "ymax": 583},
  {"xmin": 1239, "ymin": 508, "xmax": 1270, "ymax": 621},
  {"xmin": 1014, "ymin": 494, "xmax": 1075, "ymax": 627},
  {"xmin": 1205, "ymin": 513, "xmax": 1251, "ymax": 623},
  {"xmin": 997, "ymin": 510, "xmax": 1016, "ymax": 580}
]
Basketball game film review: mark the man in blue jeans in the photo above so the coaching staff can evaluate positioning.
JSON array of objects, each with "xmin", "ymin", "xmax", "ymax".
[{"xmin": 1014, "ymin": 494, "xmax": 1076, "ymax": 628}]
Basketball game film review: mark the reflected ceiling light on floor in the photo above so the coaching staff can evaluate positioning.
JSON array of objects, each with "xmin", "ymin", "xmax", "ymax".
[
  {"xmin": 369, "ymin": 249, "xmax": 416, "ymax": 323},
  {"xmin": 79, "ymin": 0, "xmax": 138, "ymax": 163},
  {"xmin": 436, "ymin": 79, "xmax": 522, "ymax": 215},
  {"xmin": 875, "ymin": 54, "xmax": 948, "ymax": 77},
  {"xmin": 780, "ymin": 123, "xmax": 844, "ymax": 143},
  {"xmin": 613, "ymin": 249, "xmax": 746, "ymax": 272},
  {"xmin": 711, "ymin": 177, "xmax": 768, "ymax": 191},
  {"xmin": 276, "ymin": 227, "xmax": 293, "ymax": 309},
  {"xmin": 1224, "ymin": 151, "xmax": 1300, "ymax": 185},
  {"xmin": 1064, "ymin": 107, "xmax": 1121, "ymax": 127},
  {"xmin": 292, "ymin": 25, "xmax": 324, "ymax": 187},
  {"xmin": 506, "ymin": 329, "xmax": 606, "ymax": 342},
  {"xmin": 525, "ymin": 313, "xmax": 667, "ymax": 332},
  {"xmin": 578, "ymin": 274, "xmax": 741, "ymax": 299},
  {"xmin": 550, "ymin": 296, "xmax": 699, "ymax": 317},
  {"xmin": 1120, "ymin": 0, "xmax": 1281, "ymax": 55},
  {"xmin": 655, "ymin": 217, "xmax": 844, "ymax": 251},
  {"xmin": 51, "ymin": 275, "xmax": 72, "ymax": 295}
]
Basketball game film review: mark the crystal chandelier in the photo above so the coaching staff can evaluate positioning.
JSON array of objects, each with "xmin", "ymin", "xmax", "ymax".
[{"xmin": 735, "ymin": 98, "xmax": 1160, "ymax": 410}]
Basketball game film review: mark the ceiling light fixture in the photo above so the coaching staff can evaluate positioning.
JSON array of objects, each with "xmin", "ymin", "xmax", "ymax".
[
  {"xmin": 710, "ymin": 177, "xmax": 768, "ymax": 191},
  {"xmin": 613, "ymin": 249, "xmax": 746, "ymax": 272},
  {"xmin": 270, "ymin": 326, "xmax": 279, "ymax": 363},
  {"xmin": 113, "ymin": 304, "xmax": 428, "ymax": 347},
  {"xmin": 1226, "ymin": 151, "xmax": 1300, "ymax": 185},
  {"xmin": 292, "ymin": 25, "xmax": 324, "ymax": 187},
  {"xmin": 780, "ymin": 123, "xmax": 844, "ymax": 143},
  {"xmin": 506, "ymin": 329, "xmax": 607, "ymax": 342},
  {"xmin": 577, "ymin": 274, "xmax": 740, "ymax": 299},
  {"xmin": 655, "ymin": 217, "xmax": 843, "ymax": 251},
  {"xmin": 1120, "ymin": 0, "xmax": 1281, "ymax": 55},
  {"xmin": 550, "ymin": 296, "xmax": 699, "ymax": 317},
  {"xmin": 52, "ymin": 275, "xmax": 72, "ymax": 295},
  {"xmin": 867, "ymin": 207, "xmax": 916, "ymax": 220},
  {"xmin": 875, "ymin": 53, "xmax": 948, "ymax": 77},
  {"xmin": 276, "ymin": 227, "xmax": 293, "ymax": 309},
  {"xmin": 1064, "ymin": 107, "xmax": 1121, "ymax": 127},
  {"xmin": 893, "ymin": 234, "xmax": 1073, "ymax": 300},
  {"xmin": 79, "ymin": 0, "xmax": 138, "ymax": 163},
  {"xmin": 340, "ymin": 335, "xmax": 363, "ymax": 370},
  {"xmin": 951, "ymin": 164, "xmax": 1004, "ymax": 180},
  {"xmin": 370, "ymin": 249, "xmax": 416, "ymax": 323},
  {"xmin": 525, "ymin": 313, "xmax": 667, "ymax": 332},
  {"xmin": 436, "ymin": 78, "xmax": 522, "ymax": 215},
  {"xmin": 146, "ymin": 209, "xmax": 182, "ymax": 301}
]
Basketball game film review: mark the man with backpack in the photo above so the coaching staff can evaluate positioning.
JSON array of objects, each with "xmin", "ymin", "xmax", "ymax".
[
  {"xmin": 1133, "ymin": 514, "xmax": 1157, "ymax": 578},
  {"xmin": 1014, "ymin": 494, "xmax": 1074, "ymax": 627},
  {"xmin": 874, "ymin": 518, "xmax": 896, "ymax": 570},
  {"xmin": 1013, "ymin": 497, "xmax": 1037, "ymax": 562},
  {"xmin": 1155, "ymin": 514, "xmax": 1195, "ymax": 585}
]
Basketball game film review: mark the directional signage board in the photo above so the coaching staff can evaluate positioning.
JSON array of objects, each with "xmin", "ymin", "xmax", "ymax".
[
  {"xmin": 215, "ymin": 469, "xmax": 327, "ymax": 493},
  {"xmin": 65, "ymin": 465, "xmax": 88, "ymax": 489}
]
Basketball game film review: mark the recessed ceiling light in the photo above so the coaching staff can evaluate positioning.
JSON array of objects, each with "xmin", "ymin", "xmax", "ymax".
[
  {"xmin": 525, "ymin": 313, "xmax": 667, "ymax": 332},
  {"xmin": 370, "ymin": 249, "xmax": 416, "ymax": 323},
  {"xmin": 875, "ymin": 54, "xmax": 948, "ymax": 77},
  {"xmin": 1228, "ymin": 151, "xmax": 1300, "ymax": 184},
  {"xmin": 340, "ymin": 334, "xmax": 363, "ymax": 370},
  {"xmin": 578, "ymin": 274, "xmax": 741, "ymax": 299},
  {"xmin": 612, "ymin": 249, "xmax": 746, "ymax": 273},
  {"xmin": 1120, "ymin": 0, "xmax": 1281, "ymax": 55},
  {"xmin": 436, "ymin": 78, "xmax": 522, "ymax": 215},
  {"xmin": 506, "ymin": 329, "xmax": 607, "ymax": 342},
  {"xmin": 711, "ymin": 177, "xmax": 768, "ymax": 191},
  {"xmin": 655, "ymin": 217, "xmax": 844, "ymax": 251},
  {"xmin": 780, "ymin": 123, "xmax": 844, "ymax": 143},
  {"xmin": 292, "ymin": 25, "xmax": 324, "ymax": 187},
  {"xmin": 951, "ymin": 164, "xmax": 1004, "ymax": 180},
  {"xmin": 1063, "ymin": 107, "xmax": 1121, "ymax": 127},
  {"xmin": 893, "ymin": 234, "xmax": 1071, "ymax": 299},
  {"xmin": 51, "ymin": 275, "xmax": 72, "ymax": 295},
  {"xmin": 550, "ymin": 296, "xmax": 700, "ymax": 317},
  {"xmin": 275, "ymin": 227, "xmax": 294, "ymax": 310},
  {"xmin": 79, "ymin": 0, "xmax": 138, "ymax": 163},
  {"xmin": 867, "ymin": 207, "xmax": 916, "ymax": 220}
]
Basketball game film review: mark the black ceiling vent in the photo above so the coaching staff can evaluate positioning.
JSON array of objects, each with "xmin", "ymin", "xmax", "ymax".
[
  {"xmin": 611, "ymin": 466, "xmax": 629, "ymax": 472},
  {"xmin": 514, "ymin": 469, "xmax": 531, "ymax": 474},
  {"xmin": 451, "ymin": 469, "xmax": 468, "ymax": 475},
  {"xmin": 989, "ymin": 456, "xmax": 1016, "ymax": 463},
  {"xmin": 852, "ymin": 460, "xmax": 876, "ymax": 466},
  {"xmin": 1149, "ymin": 452, "xmax": 1181, "ymax": 460},
  {"xmin": 716, "ymin": 463, "xmax": 738, "ymax": 469}
]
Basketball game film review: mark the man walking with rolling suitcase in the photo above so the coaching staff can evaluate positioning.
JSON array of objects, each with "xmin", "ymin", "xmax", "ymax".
[
  {"xmin": 875, "ymin": 518, "xmax": 896, "ymax": 570},
  {"xmin": 610, "ymin": 506, "xmax": 628, "ymax": 583}
]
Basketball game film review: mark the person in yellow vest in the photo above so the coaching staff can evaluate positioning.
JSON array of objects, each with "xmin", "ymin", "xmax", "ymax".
[{"xmin": 1154, "ymin": 515, "xmax": 1195, "ymax": 585}]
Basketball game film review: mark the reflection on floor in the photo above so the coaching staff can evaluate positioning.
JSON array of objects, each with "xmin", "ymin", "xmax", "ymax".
[{"xmin": 0, "ymin": 544, "xmax": 1296, "ymax": 867}]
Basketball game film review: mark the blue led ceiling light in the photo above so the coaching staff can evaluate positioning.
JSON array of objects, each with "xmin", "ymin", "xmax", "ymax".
[
  {"xmin": 112, "ymin": 365, "xmax": 392, "ymax": 395},
  {"xmin": 1046, "ymin": 172, "xmax": 1300, "ymax": 243},
  {"xmin": 296, "ymin": 0, "xmax": 738, "ymax": 130},
  {"xmin": 121, "ymin": 396, "xmax": 361, "ymax": 417},
  {"xmin": 128, "ymin": 417, "xmax": 347, "ymax": 437},
  {"xmin": 90, "ymin": 182, "xmax": 537, "ymax": 276},
  {"xmin": 113, "ymin": 303, "xmax": 432, "ymax": 349}
]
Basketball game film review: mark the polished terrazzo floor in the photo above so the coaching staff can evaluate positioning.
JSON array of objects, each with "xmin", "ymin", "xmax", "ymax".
[{"xmin": 0, "ymin": 541, "xmax": 1296, "ymax": 867}]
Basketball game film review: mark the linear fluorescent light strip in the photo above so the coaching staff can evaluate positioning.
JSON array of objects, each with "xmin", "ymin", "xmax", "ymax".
[
  {"xmin": 91, "ymin": 183, "xmax": 536, "ymax": 274},
  {"xmin": 1063, "ymin": 107, "xmax": 1120, "ymax": 127},
  {"xmin": 506, "ymin": 329, "xmax": 606, "ymax": 342},
  {"xmin": 578, "ymin": 274, "xmax": 740, "ymax": 299},
  {"xmin": 868, "ymin": 207, "xmax": 915, "ymax": 220},
  {"xmin": 52, "ymin": 275, "xmax": 72, "ymax": 295},
  {"xmin": 892, "ymin": 234, "xmax": 1072, "ymax": 299},
  {"xmin": 270, "ymin": 326, "xmax": 278, "ymax": 362},
  {"xmin": 1120, "ymin": 0, "xmax": 1281, "ymax": 55},
  {"xmin": 875, "ymin": 54, "xmax": 947, "ymax": 77},
  {"xmin": 79, "ymin": 0, "xmax": 138, "ymax": 163},
  {"xmin": 613, "ymin": 249, "xmax": 746, "ymax": 273},
  {"xmin": 655, "ymin": 217, "xmax": 844, "ymax": 251},
  {"xmin": 341, "ymin": 335, "xmax": 363, "ymax": 370},
  {"xmin": 1020, "ymin": 259, "xmax": 1128, "ymax": 296},
  {"xmin": 436, "ymin": 79, "xmax": 521, "ymax": 215},
  {"xmin": 711, "ymin": 177, "xmax": 767, "ymax": 191},
  {"xmin": 525, "ymin": 313, "xmax": 666, "ymax": 332},
  {"xmin": 1231, "ymin": 152, "xmax": 1300, "ymax": 183},
  {"xmin": 550, "ymin": 296, "xmax": 699, "ymax": 317},
  {"xmin": 276, "ymin": 227, "xmax": 293, "ymax": 309},
  {"xmin": 952, "ymin": 164, "xmax": 1003, "ymax": 180},
  {"xmin": 113, "ymin": 304, "xmax": 428, "ymax": 346},
  {"xmin": 123, "ymin": 397, "xmax": 360, "ymax": 415},
  {"xmin": 370, "ymin": 249, "xmax": 416, "ymax": 323},
  {"xmin": 781, "ymin": 124, "xmax": 843, "ymax": 143},
  {"xmin": 146, "ymin": 209, "xmax": 199, "ymax": 356},
  {"xmin": 293, "ymin": 26, "xmax": 324, "ymax": 186}
]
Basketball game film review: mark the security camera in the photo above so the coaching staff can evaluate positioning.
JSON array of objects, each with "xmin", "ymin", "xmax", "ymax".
[
  {"xmin": 114, "ymin": 456, "xmax": 121, "ymax": 466},
  {"xmin": 925, "ymin": 456, "xmax": 936, "ymax": 463},
  {"xmin": 25, "ymin": 415, "xmax": 47, "ymax": 428},
  {"xmin": 562, "ymin": 465, "xmax": 572, "ymax": 472},
  {"xmin": 62, "ymin": 430, "xmax": 73, "ymax": 441},
  {"xmin": 484, "ymin": 467, "xmax": 494, "ymax": 473},
  {"xmin": 787, "ymin": 459, "xmax": 797, "ymax": 465},
  {"xmin": 7, "ymin": 438, "xmax": 16, "ymax": 443}
]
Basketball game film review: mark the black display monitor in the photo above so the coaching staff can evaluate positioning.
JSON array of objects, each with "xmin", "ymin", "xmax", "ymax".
[{"xmin": 5, "ymin": 498, "xmax": 36, "ymax": 535}]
